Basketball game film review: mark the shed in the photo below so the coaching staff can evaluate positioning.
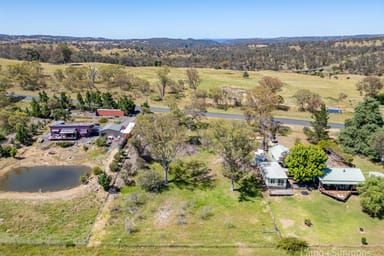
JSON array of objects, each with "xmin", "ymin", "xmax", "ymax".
[
  {"xmin": 99, "ymin": 123, "xmax": 123, "ymax": 138},
  {"xmin": 269, "ymin": 144, "xmax": 289, "ymax": 163},
  {"xmin": 121, "ymin": 122, "xmax": 135, "ymax": 139},
  {"xmin": 260, "ymin": 162, "xmax": 288, "ymax": 189},
  {"xmin": 96, "ymin": 109, "xmax": 125, "ymax": 117}
]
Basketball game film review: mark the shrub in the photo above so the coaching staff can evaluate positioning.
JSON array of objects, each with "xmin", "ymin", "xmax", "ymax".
[
  {"xmin": 79, "ymin": 175, "xmax": 88, "ymax": 184},
  {"xmin": 95, "ymin": 136, "xmax": 107, "ymax": 147},
  {"xmin": 361, "ymin": 237, "xmax": 368, "ymax": 245},
  {"xmin": 304, "ymin": 219, "xmax": 312, "ymax": 227},
  {"xmin": 1, "ymin": 145, "xmax": 13, "ymax": 158},
  {"xmin": 57, "ymin": 141, "xmax": 74, "ymax": 148},
  {"xmin": 276, "ymin": 237, "xmax": 308, "ymax": 254},
  {"xmin": 99, "ymin": 117, "xmax": 108, "ymax": 124},
  {"xmin": 92, "ymin": 166, "xmax": 103, "ymax": 176},
  {"xmin": 109, "ymin": 160, "xmax": 120, "ymax": 173},
  {"xmin": 83, "ymin": 145, "xmax": 89, "ymax": 151},
  {"xmin": 98, "ymin": 172, "xmax": 112, "ymax": 191},
  {"xmin": 198, "ymin": 205, "xmax": 214, "ymax": 220},
  {"xmin": 137, "ymin": 164, "xmax": 164, "ymax": 193},
  {"xmin": 242, "ymin": 71, "xmax": 249, "ymax": 78},
  {"xmin": 9, "ymin": 147, "xmax": 17, "ymax": 158}
]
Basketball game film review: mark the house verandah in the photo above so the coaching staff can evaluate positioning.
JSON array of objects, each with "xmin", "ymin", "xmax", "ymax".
[{"xmin": 318, "ymin": 168, "xmax": 365, "ymax": 202}]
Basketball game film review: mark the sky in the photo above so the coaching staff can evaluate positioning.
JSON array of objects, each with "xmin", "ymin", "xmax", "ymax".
[{"xmin": 0, "ymin": 0, "xmax": 383, "ymax": 39}]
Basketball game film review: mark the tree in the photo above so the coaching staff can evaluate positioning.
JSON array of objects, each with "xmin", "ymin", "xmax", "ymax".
[
  {"xmin": 304, "ymin": 104, "xmax": 330, "ymax": 144},
  {"xmin": 293, "ymin": 89, "xmax": 312, "ymax": 111},
  {"xmin": 211, "ymin": 121, "xmax": 256, "ymax": 191},
  {"xmin": 118, "ymin": 96, "xmax": 136, "ymax": 115},
  {"xmin": 76, "ymin": 92, "xmax": 85, "ymax": 111},
  {"xmin": 285, "ymin": 144, "xmax": 327, "ymax": 182},
  {"xmin": 243, "ymin": 86, "xmax": 278, "ymax": 150},
  {"xmin": 358, "ymin": 176, "xmax": 384, "ymax": 218},
  {"xmin": 157, "ymin": 66, "xmax": 170, "ymax": 97},
  {"xmin": 339, "ymin": 97, "xmax": 383, "ymax": 156},
  {"xmin": 258, "ymin": 76, "xmax": 283, "ymax": 93},
  {"xmin": 185, "ymin": 68, "xmax": 200, "ymax": 90},
  {"xmin": 293, "ymin": 89, "xmax": 322, "ymax": 112},
  {"xmin": 184, "ymin": 93, "xmax": 207, "ymax": 127},
  {"xmin": 356, "ymin": 76, "xmax": 383, "ymax": 98},
  {"xmin": 369, "ymin": 130, "xmax": 384, "ymax": 162},
  {"xmin": 133, "ymin": 113, "xmax": 186, "ymax": 184},
  {"xmin": 306, "ymin": 93, "xmax": 323, "ymax": 113},
  {"xmin": 97, "ymin": 172, "xmax": 112, "ymax": 191},
  {"xmin": 15, "ymin": 123, "xmax": 31, "ymax": 145}
]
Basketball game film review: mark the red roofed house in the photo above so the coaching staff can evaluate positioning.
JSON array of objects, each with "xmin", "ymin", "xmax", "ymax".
[{"xmin": 96, "ymin": 109, "xmax": 125, "ymax": 117}]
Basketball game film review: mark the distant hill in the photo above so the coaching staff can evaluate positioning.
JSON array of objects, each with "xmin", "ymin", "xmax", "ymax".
[
  {"xmin": 216, "ymin": 34, "xmax": 384, "ymax": 45},
  {"xmin": 1, "ymin": 34, "xmax": 383, "ymax": 49},
  {"xmin": 0, "ymin": 34, "xmax": 220, "ymax": 49}
]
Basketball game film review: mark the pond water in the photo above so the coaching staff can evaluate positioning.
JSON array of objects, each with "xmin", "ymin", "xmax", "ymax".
[{"xmin": 0, "ymin": 166, "xmax": 90, "ymax": 192}]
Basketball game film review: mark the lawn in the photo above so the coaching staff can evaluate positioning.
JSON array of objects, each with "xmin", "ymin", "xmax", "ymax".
[
  {"xmin": 0, "ymin": 244, "xmax": 288, "ymax": 256},
  {"xmin": 0, "ymin": 194, "xmax": 102, "ymax": 244},
  {"xmin": 269, "ymin": 191, "xmax": 384, "ymax": 246}
]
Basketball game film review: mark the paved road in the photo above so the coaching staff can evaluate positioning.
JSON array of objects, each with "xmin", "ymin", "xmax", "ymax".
[
  {"xmin": 11, "ymin": 94, "xmax": 344, "ymax": 129},
  {"xmin": 149, "ymin": 106, "xmax": 345, "ymax": 129}
]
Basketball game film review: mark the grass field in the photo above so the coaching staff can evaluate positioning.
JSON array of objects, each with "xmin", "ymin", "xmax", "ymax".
[
  {"xmin": 270, "ymin": 191, "xmax": 384, "ymax": 246},
  {"xmin": 101, "ymin": 152, "xmax": 280, "ymax": 247},
  {"xmin": 0, "ymin": 244, "xmax": 290, "ymax": 256},
  {"xmin": 0, "ymin": 194, "xmax": 102, "ymax": 244},
  {"xmin": 1, "ymin": 58, "xmax": 365, "ymax": 117}
]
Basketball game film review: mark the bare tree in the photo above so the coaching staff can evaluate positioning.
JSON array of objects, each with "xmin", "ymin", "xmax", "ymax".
[
  {"xmin": 88, "ymin": 65, "xmax": 98, "ymax": 88},
  {"xmin": 186, "ymin": 68, "xmax": 200, "ymax": 90},
  {"xmin": 157, "ymin": 66, "xmax": 171, "ymax": 97},
  {"xmin": 258, "ymin": 76, "xmax": 283, "ymax": 93},
  {"xmin": 243, "ymin": 86, "xmax": 278, "ymax": 150},
  {"xmin": 356, "ymin": 76, "xmax": 383, "ymax": 98}
]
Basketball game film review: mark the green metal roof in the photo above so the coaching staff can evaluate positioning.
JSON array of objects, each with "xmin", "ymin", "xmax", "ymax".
[
  {"xmin": 319, "ymin": 168, "xmax": 365, "ymax": 185},
  {"xmin": 268, "ymin": 144, "xmax": 289, "ymax": 162},
  {"xmin": 260, "ymin": 162, "xmax": 288, "ymax": 179}
]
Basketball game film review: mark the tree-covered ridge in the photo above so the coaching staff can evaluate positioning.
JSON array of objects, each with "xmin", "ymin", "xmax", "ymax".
[{"xmin": 0, "ymin": 35, "xmax": 383, "ymax": 75}]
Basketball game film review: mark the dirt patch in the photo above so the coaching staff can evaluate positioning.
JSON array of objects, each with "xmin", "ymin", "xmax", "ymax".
[
  {"xmin": 280, "ymin": 218, "xmax": 294, "ymax": 228},
  {"xmin": 154, "ymin": 205, "xmax": 172, "ymax": 227}
]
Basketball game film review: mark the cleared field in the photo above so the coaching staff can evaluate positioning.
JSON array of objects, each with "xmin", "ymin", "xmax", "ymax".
[
  {"xmin": 0, "ymin": 194, "xmax": 102, "ymax": 244},
  {"xmin": 101, "ymin": 152, "xmax": 279, "ymax": 247},
  {"xmin": 1, "ymin": 58, "xmax": 365, "ymax": 111},
  {"xmin": 270, "ymin": 191, "xmax": 384, "ymax": 246}
]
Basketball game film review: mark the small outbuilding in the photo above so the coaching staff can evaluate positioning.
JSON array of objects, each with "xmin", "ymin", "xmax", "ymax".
[
  {"xmin": 99, "ymin": 123, "xmax": 123, "ymax": 138},
  {"xmin": 318, "ymin": 167, "xmax": 365, "ymax": 201},
  {"xmin": 96, "ymin": 109, "xmax": 125, "ymax": 117},
  {"xmin": 268, "ymin": 144, "xmax": 289, "ymax": 164}
]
